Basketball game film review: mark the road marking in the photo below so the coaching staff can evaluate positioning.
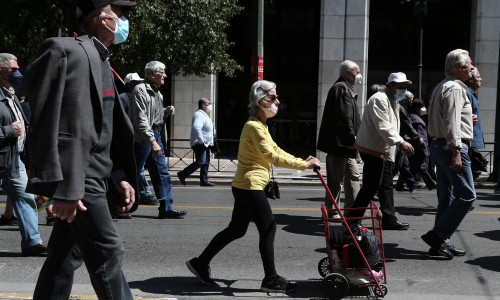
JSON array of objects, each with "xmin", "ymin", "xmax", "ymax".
[{"xmin": 0, "ymin": 294, "xmax": 176, "ymax": 300}]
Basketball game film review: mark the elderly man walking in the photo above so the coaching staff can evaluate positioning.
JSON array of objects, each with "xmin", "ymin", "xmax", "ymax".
[
  {"xmin": 0, "ymin": 53, "xmax": 47, "ymax": 257},
  {"xmin": 27, "ymin": 0, "xmax": 138, "ymax": 298},
  {"xmin": 317, "ymin": 60, "xmax": 362, "ymax": 213},
  {"xmin": 129, "ymin": 61, "xmax": 187, "ymax": 219},
  {"xmin": 422, "ymin": 49, "xmax": 475, "ymax": 259},
  {"xmin": 347, "ymin": 72, "xmax": 414, "ymax": 230}
]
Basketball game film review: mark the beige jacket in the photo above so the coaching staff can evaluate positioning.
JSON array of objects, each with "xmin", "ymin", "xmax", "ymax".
[
  {"xmin": 355, "ymin": 90, "xmax": 404, "ymax": 162},
  {"xmin": 427, "ymin": 76, "xmax": 473, "ymax": 148}
]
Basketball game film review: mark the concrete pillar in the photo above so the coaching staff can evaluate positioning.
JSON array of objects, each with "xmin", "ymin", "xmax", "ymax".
[
  {"xmin": 169, "ymin": 74, "xmax": 217, "ymax": 157},
  {"xmin": 316, "ymin": 0, "xmax": 370, "ymax": 160},
  {"xmin": 470, "ymin": 0, "xmax": 500, "ymax": 152}
]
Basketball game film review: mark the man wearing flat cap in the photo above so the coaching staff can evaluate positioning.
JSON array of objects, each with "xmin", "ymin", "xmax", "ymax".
[
  {"xmin": 26, "ymin": 0, "xmax": 137, "ymax": 298},
  {"xmin": 347, "ymin": 72, "xmax": 414, "ymax": 230}
]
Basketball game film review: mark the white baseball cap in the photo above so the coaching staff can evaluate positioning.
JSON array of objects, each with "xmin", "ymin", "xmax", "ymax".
[
  {"xmin": 386, "ymin": 72, "xmax": 412, "ymax": 85},
  {"xmin": 124, "ymin": 73, "xmax": 143, "ymax": 84}
]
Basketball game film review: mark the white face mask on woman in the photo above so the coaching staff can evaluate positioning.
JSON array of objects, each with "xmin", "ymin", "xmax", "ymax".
[{"xmin": 261, "ymin": 102, "xmax": 278, "ymax": 118}]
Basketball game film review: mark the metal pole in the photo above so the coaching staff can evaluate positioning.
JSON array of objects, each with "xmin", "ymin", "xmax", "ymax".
[
  {"xmin": 257, "ymin": 0, "xmax": 264, "ymax": 59},
  {"xmin": 418, "ymin": 25, "xmax": 423, "ymax": 99}
]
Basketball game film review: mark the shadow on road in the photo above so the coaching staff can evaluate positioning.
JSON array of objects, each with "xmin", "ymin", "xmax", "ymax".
[
  {"xmin": 384, "ymin": 243, "xmax": 438, "ymax": 261},
  {"xmin": 465, "ymin": 256, "xmax": 500, "ymax": 272},
  {"xmin": 274, "ymin": 213, "xmax": 324, "ymax": 237},
  {"xmin": 474, "ymin": 230, "xmax": 500, "ymax": 242},
  {"xmin": 128, "ymin": 276, "xmax": 324, "ymax": 298},
  {"xmin": 395, "ymin": 206, "xmax": 436, "ymax": 217}
]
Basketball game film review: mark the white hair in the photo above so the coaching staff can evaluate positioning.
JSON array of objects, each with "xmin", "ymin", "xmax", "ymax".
[
  {"xmin": 404, "ymin": 91, "xmax": 414, "ymax": 100},
  {"xmin": 144, "ymin": 61, "xmax": 166, "ymax": 78},
  {"xmin": 0, "ymin": 53, "xmax": 17, "ymax": 68},
  {"xmin": 444, "ymin": 49, "xmax": 469, "ymax": 76},
  {"xmin": 248, "ymin": 80, "xmax": 276, "ymax": 116},
  {"xmin": 339, "ymin": 60, "xmax": 357, "ymax": 75}
]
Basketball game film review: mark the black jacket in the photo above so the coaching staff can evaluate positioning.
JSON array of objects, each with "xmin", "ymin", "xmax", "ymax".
[
  {"xmin": 317, "ymin": 77, "xmax": 360, "ymax": 158},
  {"xmin": 0, "ymin": 88, "xmax": 28, "ymax": 179},
  {"xmin": 399, "ymin": 106, "xmax": 420, "ymax": 144}
]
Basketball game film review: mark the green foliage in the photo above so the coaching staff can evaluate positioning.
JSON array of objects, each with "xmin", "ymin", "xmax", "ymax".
[
  {"xmin": 115, "ymin": 0, "xmax": 243, "ymax": 77},
  {"xmin": 0, "ymin": 0, "xmax": 243, "ymax": 77},
  {"xmin": 0, "ymin": 0, "xmax": 76, "ymax": 65}
]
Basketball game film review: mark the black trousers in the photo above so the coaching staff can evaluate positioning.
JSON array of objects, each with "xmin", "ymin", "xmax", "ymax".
[
  {"xmin": 33, "ymin": 178, "xmax": 132, "ymax": 300},
  {"xmin": 198, "ymin": 186, "xmax": 277, "ymax": 278}
]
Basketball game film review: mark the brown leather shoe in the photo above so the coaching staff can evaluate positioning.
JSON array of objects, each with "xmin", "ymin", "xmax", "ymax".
[
  {"xmin": 22, "ymin": 243, "xmax": 48, "ymax": 257},
  {"xmin": 200, "ymin": 182, "xmax": 215, "ymax": 186}
]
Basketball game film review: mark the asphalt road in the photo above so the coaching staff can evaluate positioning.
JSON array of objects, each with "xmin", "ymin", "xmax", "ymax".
[{"xmin": 0, "ymin": 184, "xmax": 499, "ymax": 299}]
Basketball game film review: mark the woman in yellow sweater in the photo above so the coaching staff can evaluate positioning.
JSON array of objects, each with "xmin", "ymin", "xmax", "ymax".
[{"xmin": 186, "ymin": 80, "xmax": 321, "ymax": 293}]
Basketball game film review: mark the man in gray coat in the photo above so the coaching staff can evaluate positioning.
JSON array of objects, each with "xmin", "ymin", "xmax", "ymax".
[{"xmin": 26, "ymin": 1, "xmax": 138, "ymax": 298}]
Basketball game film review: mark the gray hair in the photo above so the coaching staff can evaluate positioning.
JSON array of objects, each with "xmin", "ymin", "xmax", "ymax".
[
  {"xmin": 444, "ymin": 49, "xmax": 469, "ymax": 76},
  {"xmin": 339, "ymin": 60, "xmax": 357, "ymax": 74},
  {"xmin": 248, "ymin": 80, "xmax": 276, "ymax": 116},
  {"xmin": 0, "ymin": 53, "xmax": 17, "ymax": 68},
  {"xmin": 404, "ymin": 90, "xmax": 414, "ymax": 100},
  {"xmin": 144, "ymin": 61, "xmax": 166, "ymax": 78},
  {"xmin": 471, "ymin": 68, "xmax": 480, "ymax": 80},
  {"xmin": 198, "ymin": 98, "xmax": 209, "ymax": 109}
]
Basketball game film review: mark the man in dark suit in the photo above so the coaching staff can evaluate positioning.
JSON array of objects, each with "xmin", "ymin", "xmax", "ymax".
[
  {"xmin": 26, "ymin": 1, "xmax": 137, "ymax": 298},
  {"xmin": 317, "ymin": 60, "xmax": 361, "ymax": 213}
]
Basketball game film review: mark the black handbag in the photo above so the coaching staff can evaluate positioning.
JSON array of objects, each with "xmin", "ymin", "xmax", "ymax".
[{"xmin": 264, "ymin": 165, "xmax": 280, "ymax": 199}]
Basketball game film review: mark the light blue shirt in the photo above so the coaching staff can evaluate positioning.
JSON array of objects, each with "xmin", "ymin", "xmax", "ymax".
[{"xmin": 190, "ymin": 109, "xmax": 215, "ymax": 147}]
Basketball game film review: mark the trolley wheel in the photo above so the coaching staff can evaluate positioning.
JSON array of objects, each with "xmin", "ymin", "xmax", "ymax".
[
  {"xmin": 322, "ymin": 273, "xmax": 349, "ymax": 300},
  {"xmin": 318, "ymin": 256, "xmax": 331, "ymax": 278},
  {"xmin": 373, "ymin": 285, "xmax": 388, "ymax": 297}
]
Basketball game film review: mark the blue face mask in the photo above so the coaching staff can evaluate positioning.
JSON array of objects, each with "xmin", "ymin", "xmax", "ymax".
[
  {"xmin": 102, "ymin": 13, "xmax": 130, "ymax": 44},
  {"xmin": 394, "ymin": 89, "xmax": 406, "ymax": 102}
]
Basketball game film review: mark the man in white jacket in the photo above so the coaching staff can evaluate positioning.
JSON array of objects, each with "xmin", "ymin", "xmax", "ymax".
[
  {"xmin": 348, "ymin": 72, "xmax": 414, "ymax": 229},
  {"xmin": 177, "ymin": 98, "xmax": 216, "ymax": 186}
]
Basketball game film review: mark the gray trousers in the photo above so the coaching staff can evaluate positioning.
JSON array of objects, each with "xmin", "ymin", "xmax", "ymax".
[
  {"xmin": 33, "ymin": 178, "xmax": 133, "ymax": 300},
  {"xmin": 325, "ymin": 154, "xmax": 361, "ymax": 209}
]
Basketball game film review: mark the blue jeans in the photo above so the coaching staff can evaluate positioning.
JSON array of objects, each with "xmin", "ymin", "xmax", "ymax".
[
  {"xmin": 134, "ymin": 130, "xmax": 174, "ymax": 212},
  {"xmin": 1, "ymin": 157, "xmax": 42, "ymax": 249},
  {"xmin": 138, "ymin": 167, "xmax": 152, "ymax": 198},
  {"xmin": 430, "ymin": 139, "xmax": 475, "ymax": 243},
  {"xmin": 178, "ymin": 143, "xmax": 210, "ymax": 184}
]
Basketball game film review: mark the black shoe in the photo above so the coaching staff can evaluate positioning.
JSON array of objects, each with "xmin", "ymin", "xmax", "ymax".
[
  {"xmin": 22, "ymin": 243, "xmax": 48, "ymax": 257},
  {"xmin": 158, "ymin": 209, "xmax": 187, "ymax": 219},
  {"xmin": 139, "ymin": 195, "xmax": 159, "ymax": 206},
  {"xmin": 447, "ymin": 244, "xmax": 466, "ymax": 256},
  {"xmin": 0, "ymin": 215, "xmax": 17, "ymax": 226},
  {"xmin": 46, "ymin": 216, "xmax": 56, "ymax": 226},
  {"xmin": 260, "ymin": 275, "xmax": 297, "ymax": 293},
  {"xmin": 111, "ymin": 212, "xmax": 133, "ymax": 219},
  {"xmin": 428, "ymin": 244, "xmax": 454, "ymax": 260},
  {"xmin": 186, "ymin": 257, "xmax": 215, "ymax": 285},
  {"xmin": 421, "ymin": 230, "xmax": 444, "ymax": 248},
  {"xmin": 200, "ymin": 182, "xmax": 215, "ymax": 186},
  {"xmin": 382, "ymin": 220, "xmax": 410, "ymax": 230},
  {"xmin": 177, "ymin": 172, "xmax": 186, "ymax": 186}
]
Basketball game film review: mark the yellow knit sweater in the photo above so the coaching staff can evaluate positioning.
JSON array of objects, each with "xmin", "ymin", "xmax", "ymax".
[{"xmin": 232, "ymin": 117, "xmax": 307, "ymax": 190}]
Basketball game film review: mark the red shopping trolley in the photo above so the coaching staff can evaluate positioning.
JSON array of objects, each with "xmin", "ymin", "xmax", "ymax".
[{"xmin": 314, "ymin": 168, "xmax": 387, "ymax": 300}]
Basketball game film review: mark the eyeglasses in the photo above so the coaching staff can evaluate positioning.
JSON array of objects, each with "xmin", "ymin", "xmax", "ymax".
[
  {"xmin": 264, "ymin": 94, "xmax": 279, "ymax": 103},
  {"xmin": 155, "ymin": 71, "xmax": 166, "ymax": 76}
]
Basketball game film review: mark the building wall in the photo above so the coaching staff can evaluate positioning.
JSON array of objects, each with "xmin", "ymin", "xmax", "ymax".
[
  {"xmin": 170, "ymin": 75, "xmax": 216, "ymax": 157},
  {"xmin": 470, "ymin": 0, "xmax": 500, "ymax": 152},
  {"xmin": 316, "ymin": 0, "xmax": 370, "ymax": 160}
]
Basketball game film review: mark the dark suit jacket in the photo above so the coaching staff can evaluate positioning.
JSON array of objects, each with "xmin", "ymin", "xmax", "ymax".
[
  {"xmin": 317, "ymin": 77, "xmax": 360, "ymax": 158},
  {"xmin": 26, "ymin": 36, "xmax": 137, "ymax": 208}
]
